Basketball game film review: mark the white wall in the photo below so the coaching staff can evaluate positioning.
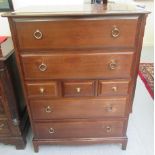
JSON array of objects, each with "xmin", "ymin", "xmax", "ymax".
[{"xmin": 0, "ymin": 0, "xmax": 154, "ymax": 46}]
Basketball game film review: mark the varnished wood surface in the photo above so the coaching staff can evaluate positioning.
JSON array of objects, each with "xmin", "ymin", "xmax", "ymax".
[
  {"xmin": 34, "ymin": 120, "xmax": 125, "ymax": 139},
  {"xmin": 29, "ymin": 97, "xmax": 128, "ymax": 120},
  {"xmin": 4, "ymin": 4, "xmax": 149, "ymax": 152},
  {"xmin": 21, "ymin": 52, "xmax": 134, "ymax": 80},
  {"xmin": 14, "ymin": 17, "xmax": 138, "ymax": 50}
]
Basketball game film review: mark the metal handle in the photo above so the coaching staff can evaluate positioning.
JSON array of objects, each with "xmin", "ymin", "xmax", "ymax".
[
  {"xmin": 112, "ymin": 26, "xmax": 120, "ymax": 38},
  {"xmin": 40, "ymin": 88, "xmax": 45, "ymax": 94},
  {"xmin": 0, "ymin": 123, "xmax": 4, "ymax": 130},
  {"xmin": 49, "ymin": 128, "xmax": 55, "ymax": 134},
  {"xmin": 76, "ymin": 87, "xmax": 81, "ymax": 93},
  {"xmin": 33, "ymin": 29, "xmax": 43, "ymax": 40},
  {"xmin": 112, "ymin": 86, "xmax": 117, "ymax": 92},
  {"xmin": 109, "ymin": 60, "xmax": 117, "ymax": 70},
  {"xmin": 39, "ymin": 63, "xmax": 47, "ymax": 72},
  {"xmin": 106, "ymin": 126, "xmax": 112, "ymax": 133},
  {"xmin": 45, "ymin": 106, "xmax": 52, "ymax": 113}
]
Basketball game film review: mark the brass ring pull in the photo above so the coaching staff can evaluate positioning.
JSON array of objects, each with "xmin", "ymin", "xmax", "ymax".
[
  {"xmin": 0, "ymin": 123, "xmax": 4, "ymax": 130},
  {"xmin": 112, "ymin": 26, "xmax": 120, "ymax": 38},
  {"xmin": 109, "ymin": 60, "xmax": 117, "ymax": 70},
  {"xmin": 76, "ymin": 87, "xmax": 81, "ymax": 93},
  {"xmin": 45, "ymin": 106, "xmax": 52, "ymax": 113},
  {"xmin": 112, "ymin": 86, "xmax": 117, "ymax": 92},
  {"xmin": 39, "ymin": 63, "xmax": 47, "ymax": 72},
  {"xmin": 106, "ymin": 126, "xmax": 112, "ymax": 133},
  {"xmin": 33, "ymin": 29, "xmax": 43, "ymax": 40},
  {"xmin": 49, "ymin": 128, "xmax": 55, "ymax": 134}
]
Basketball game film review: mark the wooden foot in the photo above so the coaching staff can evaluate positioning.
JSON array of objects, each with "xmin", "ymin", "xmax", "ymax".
[
  {"xmin": 33, "ymin": 141, "xmax": 39, "ymax": 153},
  {"xmin": 122, "ymin": 139, "xmax": 128, "ymax": 150},
  {"xmin": 15, "ymin": 139, "xmax": 26, "ymax": 150}
]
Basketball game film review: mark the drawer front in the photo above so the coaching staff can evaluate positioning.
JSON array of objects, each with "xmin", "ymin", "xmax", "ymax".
[
  {"xmin": 26, "ymin": 81, "xmax": 59, "ymax": 98},
  {"xmin": 34, "ymin": 120, "xmax": 125, "ymax": 139},
  {"xmin": 98, "ymin": 80, "xmax": 130, "ymax": 96},
  {"xmin": 30, "ymin": 98, "xmax": 128, "ymax": 120},
  {"xmin": 15, "ymin": 18, "xmax": 138, "ymax": 50},
  {"xmin": 21, "ymin": 52, "xmax": 133, "ymax": 79},
  {"xmin": 0, "ymin": 120, "xmax": 10, "ymax": 135},
  {"xmin": 62, "ymin": 80, "xmax": 95, "ymax": 97}
]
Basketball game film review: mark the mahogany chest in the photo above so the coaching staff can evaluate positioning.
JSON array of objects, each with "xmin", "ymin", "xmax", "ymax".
[
  {"xmin": 3, "ymin": 4, "xmax": 149, "ymax": 152},
  {"xmin": 0, "ymin": 41, "xmax": 29, "ymax": 149}
]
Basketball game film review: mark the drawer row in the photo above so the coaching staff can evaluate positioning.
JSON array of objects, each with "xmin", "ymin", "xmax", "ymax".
[
  {"xmin": 21, "ymin": 52, "xmax": 134, "ymax": 80},
  {"xmin": 29, "ymin": 97, "xmax": 129, "ymax": 120},
  {"xmin": 14, "ymin": 17, "xmax": 138, "ymax": 50},
  {"xmin": 33, "ymin": 119, "xmax": 127, "ymax": 139},
  {"xmin": 26, "ymin": 80, "xmax": 130, "ymax": 98}
]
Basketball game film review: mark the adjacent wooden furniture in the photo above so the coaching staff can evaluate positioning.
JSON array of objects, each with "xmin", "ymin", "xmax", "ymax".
[
  {"xmin": 0, "ymin": 38, "xmax": 29, "ymax": 149},
  {"xmin": 3, "ymin": 4, "xmax": 149, "ymax": 152}
]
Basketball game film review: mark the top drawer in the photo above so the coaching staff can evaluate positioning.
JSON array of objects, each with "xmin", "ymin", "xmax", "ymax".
[{"xmin": 14, "ymin": 17, "xmax": 138, "ymax": 50}]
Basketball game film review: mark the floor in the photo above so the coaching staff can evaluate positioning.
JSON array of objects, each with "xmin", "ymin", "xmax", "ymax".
[{"xmin": 0, "ymin": 46, "xmax": 154, "ymax": 154}]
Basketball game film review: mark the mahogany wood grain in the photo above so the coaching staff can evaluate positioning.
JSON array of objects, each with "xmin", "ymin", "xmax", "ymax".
[
  {"xmin": 21, "ymin": 52, "xmax": 134, "ymax": 80},
  {"xmin": 98, "ymin": 80, "xmax": 130, "ymax": 96},
  {"xmin": 14, "ymin": 18, "xmax": 138, "ymax": 50},
  {"xmin": 34, "ymin": 120, "xmax": 124, "ymax": 139},
  {"xmin": 26, "ymin": 81, "xmax": 59, "ymax": 98},
  {"xmin": 62, "ymin": 80, "xmax": 95, "ymax": 97},
  {"xmin": 29, "ymin": 97, "xmax": 128, "ymax": 120}
]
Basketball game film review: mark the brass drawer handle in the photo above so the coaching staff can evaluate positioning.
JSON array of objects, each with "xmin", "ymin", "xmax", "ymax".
[
  {"xmin": 112, "ymin": 26, "xmax": 120, "ymax": 38},
  {"xmin": 106, "ymin": 126, "xmax": 112, "ymax": 133},
  {"xmin": 0, "ymin": 123, "xmax": 4, "ymax": 130},
  {"xmin": 112, "ymin": 86, "xmax": 117, "ymax": 92},
  {"xmin": 40, "ymin": 88, "xmax": 45, "ymax": 94},
  {"xmin": 49, "ymin": 128, "xmax": 55, "ymax": 134},
  {"xmin": 76, "ymin": 87, "xmax": 81, "ymax": 93},
  {"xmin": 39, "ymin": 63, "xmax": 47, "ymax": 72},
  {"xmin": 109, "ymin": 60, "xmax": 117, "ymax": 70},
  {"xmin": 33, "ymin": 29, "xmax": 43, "ymax": 40},
  {"xmin": 45, "ymin": 106, "xmax": 52, "ymax": 113}
]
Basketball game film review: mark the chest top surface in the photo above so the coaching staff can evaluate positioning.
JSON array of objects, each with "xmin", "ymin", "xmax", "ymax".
[{"xmin": 2, "ymin": 4, "xmax": 149, "ymax": 17}]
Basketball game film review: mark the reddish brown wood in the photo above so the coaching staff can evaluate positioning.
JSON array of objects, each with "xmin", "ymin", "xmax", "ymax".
[
  {"xmin": 62, "ymin": 80, "xmax": 96, "ymax": 97},
  {"xmin": 14, "ymin": 18, "xmax": 138, "ymax": 50},
  {"xmin": 98, "ymin": 80, "xmax": 130, "ymax": 96},
  {"xmin": 26, "ymin": 81, "xmax": 59, "ymax": 98},
  {"xmin": 3, "ymin": 4, "xmax": 149, "ymax": 152},
  {"xmin": 29, "ymin": 97, "xmax": 128, "ymax": 120},
  {"xmin": 21, "ymin": 52, "xmax": 134, "ymax": 80},
  {"xmin": 34, "ymin": 120, "xmax": 124, "ymax": 139}
]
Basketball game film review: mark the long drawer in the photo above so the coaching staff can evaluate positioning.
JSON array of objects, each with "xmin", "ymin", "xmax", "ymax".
[
  {"xmin": 21, "ymin": 52, "xmax": 134, "ymax": 79},
  {"xmin": 29, "ymin": 97, "xmax": 128, "ymax": 120},
  {"xmin": 34, "ymin": 120, "xmax": 125, "ymax": 139},
  {"xmin": 15, "ymin": 17, "xmax": 138, "ymax": 50}
]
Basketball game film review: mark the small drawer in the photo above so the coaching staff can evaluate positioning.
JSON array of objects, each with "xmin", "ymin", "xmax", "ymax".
[
  {"xmin": 0, "ymin": 120, "xmax": 10, "ymax": 135},
  {"xmin": 26, "ymin": 81, "xmax": 59, "ymax": 98},
  {"xmin": 34, "ymin": 120, "xmax": 125, "ymax": 139},
  {"xmin": 62, "ymin": 80, "xmax": 95, "ymax": 97},
  {"xmin": 98, "ymin": 80, "xmax": 130, "ymax": 96},
  {"xmin": 30, "ymin": 97, "xmax": 127, "ymax": 120}
]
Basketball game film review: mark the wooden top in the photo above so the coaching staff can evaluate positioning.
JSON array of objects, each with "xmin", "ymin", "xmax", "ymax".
[{"xmin": 2, "ymin": 4, "xmax": 150, "ymax": 17}]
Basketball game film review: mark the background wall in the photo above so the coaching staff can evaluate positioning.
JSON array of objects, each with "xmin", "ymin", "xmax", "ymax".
[{"xmin": 0, "ymin": 0, "xmax": 154, "ymax": 47}]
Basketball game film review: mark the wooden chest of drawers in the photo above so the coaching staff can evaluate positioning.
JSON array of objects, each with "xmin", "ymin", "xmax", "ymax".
[
  {"xmin": 0, "ymin": 50, "xmax": 29, "ymax": 149},
  {"xmin": 3, "ymin": 4, "xmax": 149, "ymax": 152}
]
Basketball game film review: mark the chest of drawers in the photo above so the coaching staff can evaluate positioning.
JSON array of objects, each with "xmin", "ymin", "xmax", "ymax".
[
  {"xmin": 0, "ymin": 48, "xmax": 29, "ymax": 149},
  {"xmin": 3, "ymin": 4, "xmax": 149, "ymax": 152}
]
